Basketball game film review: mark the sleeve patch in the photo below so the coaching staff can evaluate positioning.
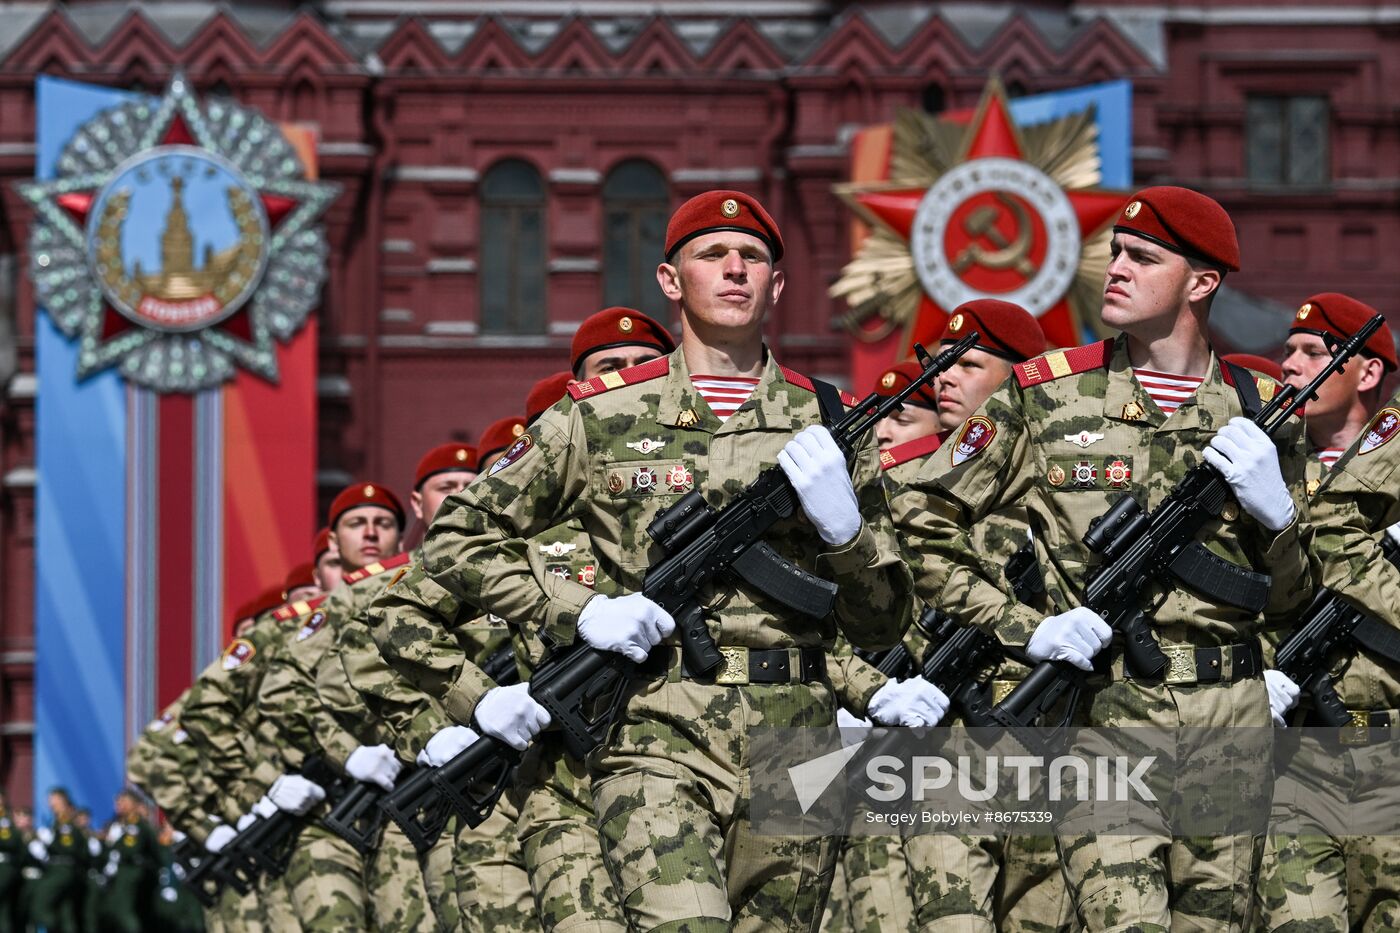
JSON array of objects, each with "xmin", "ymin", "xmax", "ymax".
[
  {"xmin": 488, "ymin": 433, "xmax": 534, "ymax": 475},
  {"xmin": 950, "ymin": 417, "xmax": 996, "ymax": 466},
  {"xmin": 1359, "ymin": 407, "xmax": 1400, "ymax": 455},
  {"xmin": 221, "ymin": 639, "xmax": 255, "ymax": 670}
]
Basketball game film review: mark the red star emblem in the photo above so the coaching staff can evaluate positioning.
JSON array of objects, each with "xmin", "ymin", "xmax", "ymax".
[{"xmin": 835, "ymin": 80, "xmax": 1128, "ymax": 364}]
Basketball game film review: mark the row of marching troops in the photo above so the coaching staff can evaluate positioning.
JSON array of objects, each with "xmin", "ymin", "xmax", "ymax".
[
  {"xmin": 0, "ymin": 786, "xmax": 204, "ymax": 932},
  {"xmin": 126, "ymin": 187, "xmax": 1400, "ymax": 932}
]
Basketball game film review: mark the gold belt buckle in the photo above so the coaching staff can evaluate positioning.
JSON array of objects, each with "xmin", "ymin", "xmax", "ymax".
[
  {"xmin": 1341, "ymin": 709, "xmax": 1372, "ymax": 746},
  {"xmin": 1162, "ymin": 645, "xmax": 1196, "ymax": 686},
  {"xmin": 715, "ymin": 646, "xmax": 749, "ymax": 685},
  {"xmin": 991, "ymin": 680, "xmax": 1017, "ymax": 706}
]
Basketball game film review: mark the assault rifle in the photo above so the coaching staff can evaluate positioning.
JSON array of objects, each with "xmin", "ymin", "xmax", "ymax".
[
  {"xmin": 217, "ymin": 756, "xmax": 341, "ymax": 883},
  {"xmin": 1275, "ymin": 534, "xmax": 1400, "ymax": 725},
  {"xmin": 174, "ymin": 834, "xmax": 248, "ymax": 908},
  {"xmin": 381, "ymin": 335, "xmax": 980, "ymax": 839},
  {"xmin": 370, "ymin": 644, "xmax": 521, "ymax": 855},
  {"xmin": 988, "ymin": 314, "xmax": 1387, "ymax": 738}
]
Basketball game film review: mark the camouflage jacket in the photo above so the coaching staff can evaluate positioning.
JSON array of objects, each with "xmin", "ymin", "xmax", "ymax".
[
  {"xmin": 362, "ymin": 523, "xmax": 596, "ymax": 753},
  {"xmin": 902, "ymin": 336, "xmax": 1313, "ymax": 652},
  {"xmin": 177, "ymin": 612, "xmax": 296, "ymax": 815},
  {"xmin": 126, "ymin": 693, "xmax": 226, "ymax": 843},
  {"xmin": 370, "ymin": 347, "xmax": 912, "ymax": 725},
  {"xmin": 1309, "ymin": 396, "xmax": 1400, "ymax": 709},
  {"xmin": 257, "ymin": 557, "xmax": 410, "ymax": 773}
]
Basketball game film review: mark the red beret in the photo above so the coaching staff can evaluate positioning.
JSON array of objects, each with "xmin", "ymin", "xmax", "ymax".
[
  {"xmin": 1222, "ymin": 353, "xmax": 1283, "ymax": 383},
  {"xmin": 665, "ymin": 190, "xmax": 784, "ymax": 263},
  {"xmin": 940, "ymin": 299, "xmax": 1048, "ymax": 363},
  {"xmin": 1114, "ymin": 186, "xmax": 1240, "ymax": 273},
  {"xmin": 313, "ymin": 526, "xmax": 332, "ymax": 561},
  {"xmin": 282, "ymin": 562, "xmax": 316, "ymax": 599},
  {"xmin": 570, "ymin": 307, "xmax": 674, "ymax": 374},
  {"xmin": 328, "ymin": 482, "xmax": 405, "ymax": 530},
  {"xmin": 233, "ymin": 585, "xmax": 286, "ymax": 623},
  {"xmin": 1290, "ymin": 293, "xmax": 1397, "ymax": 372},
  {"xmin": 414, "ymin": 443, "xmax": 479, "ymax": 490},
  {"xmin": 526, "ymin": 372, "xmax": 575, "ymax": 425},
  {"xmin": 479, "ymin": 416, "xmax": 529, "ymax": 465},
  {"xmin": 872, "ymin": 361, "xmax": 937, "ymax": 409}
]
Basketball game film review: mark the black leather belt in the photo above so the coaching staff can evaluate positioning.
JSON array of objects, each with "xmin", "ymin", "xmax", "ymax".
[
  {"xmin": 644, "ymin": 646, "xmax": 826, "ymax": 685},
  {"xmin": 1124, "ymin": 639, "xmax": 1263, "ymax": 685}
]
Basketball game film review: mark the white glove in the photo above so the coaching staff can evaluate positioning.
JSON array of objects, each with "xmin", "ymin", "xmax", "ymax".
[
  {"xmin": 868, "ymin": 676, "xmax": 951, "ymax": 727},
  {"xmin": 419, "ymin": 725, "xmax": 481, "ymax": 767},
  {"xmin": 252, "ymin": 796, "xmax": 279, "ymax": 820},
  {"xmin": 577, "ymin": 593, "xmax": 676, "ymax": 664},
  {"xmin": 104, "ymin": 859, "xmax": 119, "ymax": 878},
  {"xmin": 235, "ymin": 812, "xmax": 257, "ymax": 832},
  {"xmin": 1027, "ymin": 607, "xmax": 1113, "ymax": 672},
  {"xmin": 473, "ymin": 682, "xmax": 552, "ymax": 751},
  {"xmin": 171, "ymin": 831, "xmax": 187, "ymax": 845},
  {"xmin": 1204, "ymin": 417, "xmax": 1295, "ymax": 532},
  {"xmin": 27, "ymin": 839, "xmax": 46, "ymax": 862},
  {"xmin": 778, "ymin": 425, "xmax": 861, "ymax": 546},
  {"xmin": 1386, "ymin": 522, "xmax": 1400, "ymax": 548},
  {"xmin": 36, "ymin": 827, "xmax": 52, "ymax": 846},
  {"xmin": 836, "ymin": 708, "xmax": 872, "ymax": 747},
  {"xmin": 345, "ymin": 744, "xmax": 402, "ymax": 792},
  {"xmin": 106, "ymin": 824, "xmax": 123, "ymax": 845},
  {"xmin": 1264, "ymin": 669, "xmax": 1301, "ymax": 727},
  {"xmin": 87, "ymin": 837, "xmax": 102, "ymax": 858},
  {"xmin": 160, "ymin": 886, "xmax": 178, "ymax": 903},
  {"xmin": 204, "ymin": 825, "xmax": 236, "ymax": 853},
  {"xmin": 267, "ymin": 774, "xmax": 326, "ymax": 816}
]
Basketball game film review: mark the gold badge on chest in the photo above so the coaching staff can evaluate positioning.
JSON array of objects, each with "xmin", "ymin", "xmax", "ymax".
[{"xmin": 1121, "ymin": 401, "xmax": 1147, "ymax": 422}]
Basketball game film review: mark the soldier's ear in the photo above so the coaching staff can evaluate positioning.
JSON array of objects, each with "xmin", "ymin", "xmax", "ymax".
[
  {"xmin": 657, "ymin": 261, "xmax": 682, "ymax": 301},
  {"xmin": 1186, "ymin": 265, "xmax": 1221, "ymax": 307},
  {"xmin": 768, "ymin": 269, "xmax": 785, "ymax": 307}
]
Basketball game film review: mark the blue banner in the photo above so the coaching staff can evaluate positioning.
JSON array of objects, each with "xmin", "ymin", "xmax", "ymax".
[{"xmin": 34, "ymin": 76, "xmax": 136, "ymax": 821}]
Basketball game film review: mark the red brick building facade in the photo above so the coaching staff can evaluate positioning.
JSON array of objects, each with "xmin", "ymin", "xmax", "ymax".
[{"xmin": 1, "ymin": 0, "xmax": 1397, "ymax": 801}]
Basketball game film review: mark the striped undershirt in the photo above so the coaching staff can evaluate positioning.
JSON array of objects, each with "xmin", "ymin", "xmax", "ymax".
[
  {"xmin": 691, "ymin": 374, "xmax": 761, "ymax": 422},
  {"xmin": 1318, "ymin": 447, "xmax": 1345, "ymax": 469},
  {"xmin": 1133, "ymin": 368, "xmax": 1204, "ymax": 416}
]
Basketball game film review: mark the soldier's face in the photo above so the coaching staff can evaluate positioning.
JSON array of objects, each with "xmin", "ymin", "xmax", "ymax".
[
  {"xmin": 333, "ymin": 506, "xmax": 402, "ymax": 572},
  {"xmin": 657, "ymin": 232, "xmax": 783, "ymax": 336},
  {"xmin": 1281, "ymin": 332, "xmax": 1381, "ymax": 420},
  {"xmin": 578, "ymin": 346, "xmax": 665, "ymax": 381},
  {"xmin": 935, "ymin": 348, "xmax": 1013, "ymax": 431},
  {"xmin": 412, "ymin": 470, "xmax": 476, "ymax": 526},
  {"xmin": 875, "ymin": 404, "xmax": 942, "ymax": 449},
  {"xmin": 1102, "ymin": 233, "xmax": 1216, "ymax": 332},
  {"xmin": 314, "ymin": 550, "xmax": 343, "ymax": 592}
]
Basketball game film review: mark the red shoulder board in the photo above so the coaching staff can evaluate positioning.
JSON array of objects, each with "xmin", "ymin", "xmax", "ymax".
[
  {"xmin": 568, "ymin": 356, "xmax": 671, "ymax": 401},
  {"xmin": 879, "ymin": 431, "xmax": 947, "ymax": 470},
  {"xmin": 1014, "ymin": 340, "xmax": 1113, "ymax": 388},
  {"xmin": 778, "ymin": 365, "xmax": 859, "ymax": 406},
  {"xmin": 273, "ymin": 595, "xmax": 327, "ymax": 622},
  {"xmin": 343, "ymin": 551, "xmax": 413, "ymax": 586}
]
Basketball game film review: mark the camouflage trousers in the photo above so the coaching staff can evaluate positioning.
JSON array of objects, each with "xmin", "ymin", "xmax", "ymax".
[
  {"xmin": 366, "ymin": 819, "xmax": 436, "ymax": 931},
  {"xmin": 590, "ymin": 679, "xmax": 840, "ymax": 933},
  {"xmin": 285, "ymin": 823, "xmax": 367, "ymax": 930},
  {"xmin": 837, "ymin": 833, "xmax": 916, "ymax": 932},
  {"xmin": 819, "ymin": 848, "xmax": 850, "ymax": 930},
  {"xmin": 1056, "ymin": 678, "xmax": 1272, "ymax": 932},
  {"xmin": 900, "ymin": 832, "xmax": 1073, "ymax": 932},
  {"xmin": 424, "ymin": 817, "xmax": 461, "ymax": 932},
  {"xmin": 212, "ymin": 870, "xmax": 298, "ymax": 932},
  {"xmin": 512, "ymin": 735, "xmax": 626, "ymax": 932},
  {"xmin": 453, "ymin": 789, "xmax": 536, "ymax": 930},
  {"xmin": 1256, "ymin": 729, "xmax": 1400, "ymax": 931}
]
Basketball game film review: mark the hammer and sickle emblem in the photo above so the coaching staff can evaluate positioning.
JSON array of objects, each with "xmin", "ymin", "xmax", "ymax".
[{"xmin": 953, "ymin": 193, "xmax": 1036, "ymax": 278}]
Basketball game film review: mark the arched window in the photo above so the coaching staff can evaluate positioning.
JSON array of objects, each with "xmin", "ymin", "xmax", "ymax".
[
  {"xmin": 602, "ymin": 160, "xmax": 669, "ymax": 320},
  {"xmin": 480, "ymin": 159, "xmax": 546, "ymax": 334}
]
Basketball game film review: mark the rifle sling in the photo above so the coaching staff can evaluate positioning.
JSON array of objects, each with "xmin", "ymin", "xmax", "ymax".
[{"xmin": 1350, "ymin": 615, "xmax": 1400, "ymax": 667}]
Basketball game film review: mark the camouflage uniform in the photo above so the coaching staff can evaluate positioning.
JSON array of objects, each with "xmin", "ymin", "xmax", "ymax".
[
  {"xmin": 369, "ymin": 349, "xmax": 913, "ymax": 932},
  {"xmin": 361, "ymin": 527, "xmax": 618, "ymax": 931},
  {"xmin": 902, "ymin": 339, "xmax": 1312, "ymax": 931},
  {"xmin": 258, "ymin": 561, "xmax": 423, "ymax": 932},
  {"xmin": 883, "ymin": 436, "xmax": 1074, "ymax": 933},
  {"xmin": 165, "ymin": 619, "xmax": 304, "ymax": 931},
  {"xmin": 1257, "ymin": 398, "xmax": 1400, "ymax": 931}
]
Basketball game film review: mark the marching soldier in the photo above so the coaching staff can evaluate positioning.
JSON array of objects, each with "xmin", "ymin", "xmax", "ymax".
[
  {"xmin": 256, "ymin": 482, "xmax": 419, "ymax": 931},
  {"xmin": 0, "ymin": 791, "xmax": 24, "ymax": 933},
  {"xmin": 902, "ymin": 187, "xmax": 1313, "ymax": 929},
  {"xmin": 314, "ymin": 526, "xmax": 344, "ymax": 593},
  {"xmin": 99, "ymin": 789, "xmax": 161, "ymax": 933},
  {"xmin": 369, "ymin": 190, "xmax": 912, "ymax": 931},
  {"xmin": 1255, "ymin": 303, "xmax": 1399, "ymax": 931},
  {"xmin": 27, "ymin": 787, "xmax": 93, "ymax": 933},
  {"xmin": 875, "ymin": 300, "xmax": 1077, "ymax": 933}
]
